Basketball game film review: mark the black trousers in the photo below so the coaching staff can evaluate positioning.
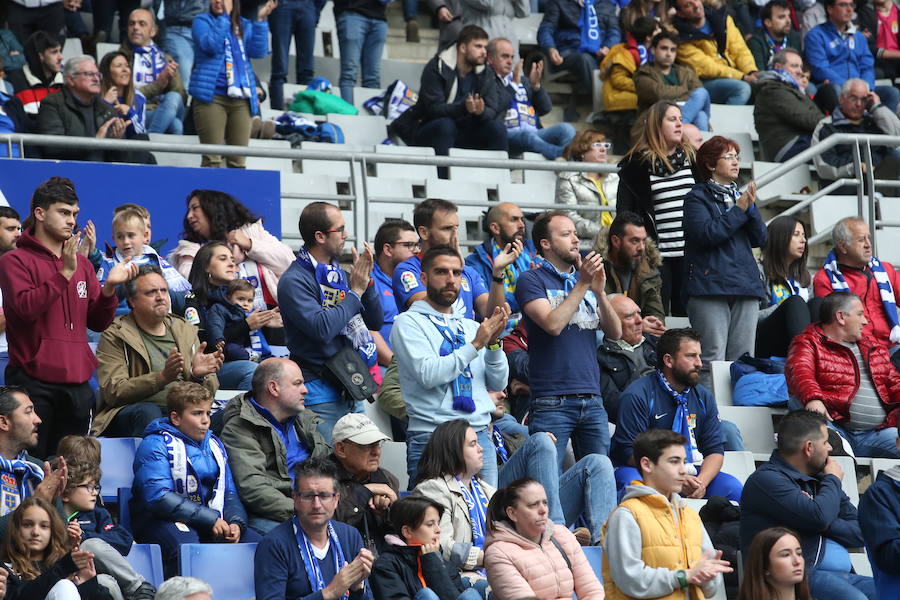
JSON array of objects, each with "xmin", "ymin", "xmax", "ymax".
[{"xmin": 5, "ymin": 1, "xmax": 64, "ymax": 45}]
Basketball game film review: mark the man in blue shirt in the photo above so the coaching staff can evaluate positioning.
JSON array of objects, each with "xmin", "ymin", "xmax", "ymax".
[
  {"xmin": 371, "ymin": 219, "xmax": 419, "ymax": 367},
  {"xmin": 515, "ymin": 210, "xmax": 621, "ymax": 468}
]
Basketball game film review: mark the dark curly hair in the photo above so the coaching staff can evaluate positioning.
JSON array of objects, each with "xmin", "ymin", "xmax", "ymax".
[{"xmin": 181, "ymin": 190, "xmax": 259, "ymax": 244}]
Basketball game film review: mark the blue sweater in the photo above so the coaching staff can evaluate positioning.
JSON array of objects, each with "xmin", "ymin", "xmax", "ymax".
[
  {"xmin": 804, "ymin": 21, "xmax": 875, "ymax": 87},
  {"xmin": 859, "ymin": 470, "xmax": 900, "ymax": 596},
  {"xmin": 69, "ymin": 505, "xmax": 134, "ymax": 556},
  {"xmin": 254, "ymin": 519, "xmax": 374, "ymax": 600}
]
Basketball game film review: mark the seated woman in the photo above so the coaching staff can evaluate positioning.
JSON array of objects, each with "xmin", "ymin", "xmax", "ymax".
[
  {"xmin": 99, "ymin": 51, "xmax": 146, "ymax": 136},
  {"xmin": 556, "ymin": 130, "xmax": 619, "ymax": 240},
  {"xmin": 483, "ymin": 478, "xmax": 604, "ymax": 600},
  {"xmin": 738, "ymin": 527, "xmax": 811, "ymax": 600}
]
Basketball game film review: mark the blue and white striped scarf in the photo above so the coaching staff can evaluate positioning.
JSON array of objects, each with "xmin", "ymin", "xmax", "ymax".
[
  {"xmin": 163, "ymin": 431, "xmax": 226, "ymax": 517},
  {"xmin": 823, "ymin": 250, "xmax": 900, "ymax": 343}
]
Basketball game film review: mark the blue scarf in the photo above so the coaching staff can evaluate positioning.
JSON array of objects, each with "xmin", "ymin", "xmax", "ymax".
[
  {"xmin": 770, "ymin": 67, "xmax": 803, "ymax": 90},
  {"xmin": 427, "ymin": 314, "xmax": 474, "ymax": 412},
  {"xmin": 0, "ymin": 452, "xmax": 43, "ymax": 509},
  {"xmin": 293, "ymin": 518, "xmax": 349, "ymax": 600},
  {"xmin": 540, "ymin": 260, "xmax": 598, "ymax": 318},
  {"xmin": 655, "ymin": 370, "xmax": 695, "ymax": 463},
  {"xmin": 223, "ymin": 31, "xmax": 252, "ymax": 100},
  {"xmin": 492, "ymin": 427, "xmax": 509, "ymax": 464},
  {"xmin": 131, "ymin": 43, "xmax": 167, "ymax": 86},
  {"xmin": 245, "ymin": 315, "xmax": 273, "ymax": 360},
  {"xmin": 823, "ymin": 251, "xmax": 900, "ymax": 343},
  {"xmin": 456, "ymin": 476, "xmax": 489, "ymax": 548},
  {"xmin": 706, "ymin": 179, "xmax": 740, "ymax": 209}
]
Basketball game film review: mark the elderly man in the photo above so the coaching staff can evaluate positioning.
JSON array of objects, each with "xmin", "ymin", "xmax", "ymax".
[
  {"xmin": 221, "ymin": 357, "xmax": 330, "ymax": 534},
  {"xmin": 787, "ymin": 291, "xmax": 900, "ymax": 458},
  {"xmin": 94, "ymin": 264, "xmax": 222, "ymax": 438},
  {"xmin": 154, "ymin": 577, "xmax": 212, "ymax": 600}
]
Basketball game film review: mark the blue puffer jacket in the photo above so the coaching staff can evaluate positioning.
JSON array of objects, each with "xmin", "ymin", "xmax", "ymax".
[
  {"xmin": 682, "ymin": 180, "xmax": 767, "ymax": 300},
  {"xmin": 132, "ymin": 418, "xmax": 249, "ymax": 534},
  {"xmin": 804, "ymin": 21, "xmax": 875, "ymax": 88},
  {"xmin": 189, "ymin": 13, "xmax": 269, "ymax": 115}
]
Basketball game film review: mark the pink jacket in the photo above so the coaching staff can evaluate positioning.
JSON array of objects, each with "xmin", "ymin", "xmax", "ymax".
[{"xmin": 484, "ymin": 522, "xmax": 604, "ymax": 600}]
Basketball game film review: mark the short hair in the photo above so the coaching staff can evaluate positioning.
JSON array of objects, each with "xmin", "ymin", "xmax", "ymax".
[
  {"xmin": 458, "ymin": 24, "xmax": 489, "ymax": 46},
  {"xmin": 608, "ymin": 211, "xmax": 646, "ymax": 247},
  {"xmin": 56, "ymin": 435, "xmax": 101, "ymax": 468},
  {"xmin": 776, "ymin": 410, "xmax": 827, "ymax": 454},
  {"xmin": 167, "ymin": 381, "xmax": 212, "ymax": 416},
  {"xmin": 824, "ymin": 0, "xmax": 850, "ymax": 8},
  {"xmin": 292, "ymin": 456, "xmax": 339, "ymax": 493},
  {"xmin": 562, "ymin": 130, "xmax": 607, "ymax": 162},
  {"xmin": 63, "ymin": 55, "xmax": 95, "ymax": 79},
  {"xmin": 128, "ymin": 7, "xmax": 157, "ymax": 26},
  {"xmin": 841, "ymin": 77, "xmax": 869, "ymax": 96},
  {"xmin": 486, "ymin": 37, "xmax": 512, "ymax": 58},
  {"xmin": 251, "ymin": 358, "xmax": 287, "ymax": 398},
  {"xmin": 155, "ymin": 577, "xmax": 213, "ymax": 600},
  {"xmin": 0, "ymin": 206, "xmax": 20, "ymax": 221},
  {"xmin": 485, "ymin": 477, "xmax": 541, "ymax": 531},
  {"xmin": 30, "ymin": 177, "xmax": 78, "ymax": 219},
  {"xmin": 114, "ymin": 203, "xmax": 150, "ymax": 220},
  {"xmin": 24, "ymin": 31, "xmax": 60, "ymax": 59},
  {"xmin": 421, "ymin": 245, "xmax": 462, "ymax": 273},
  {"xmin": 696, "ymin": 135, "xmax": 740, "ymax": 180},
  {"xmin": 651, "ymin": 30, "xmax": 679, "ymax": 48},
  {"xmin": 819, "ymin": 291, "xmax": 860, "ymax": 324},
  {"xmin": 0, "ymin": 386, "xmax": 26, "ymax": 418},
  {"xmin": 112, "ymin": 208, "xmax": 147, "ymax": 232},
  {"xmin": 633, "ymin": 429, "xmax": 687, "ymax": 475},
  {"xmin": 761, "ymin": 0, "xmax": 790, "ymax": 22},
  {"xmin": 531, "ymin": 210, "xmax": 569, "ymax": 257},
  {"xmin": 389, "ymin": 496, "xmax": 445, "ymax": 539},
  {"xmin": 413, "ymin": 198, "xmax": 458, "ymax": 231},
  {"xmin": 298, "ymin": 201, "xmax": 337, "ymax": 246},
  {"xmin": 771, "ymin": 47, "xmax": 802, "ymax": 68},
  {"xmin": 832, "ymin": 216, "xmax": 864, "ymax": 250},
  {"xmin": 123, "ymin": 264, "xmax": 165, "ymax": 299},
  {"xmin": 226, "ymin": 278, "xmax": 255, "ymax": 298},
  {"xmin": 64, "ymin": 461, "xmax": 101, "ymax": 494},
  {"xmin": 629, "ymin": 16, "xmax": 659, "ymax": 41},
  {"xmin": 374, "ymin": 219, "xmax": 416, "ymax": 258},
  {"xmin": 656, "ymin": 327, "xmax": 701, "ymax": 365}
]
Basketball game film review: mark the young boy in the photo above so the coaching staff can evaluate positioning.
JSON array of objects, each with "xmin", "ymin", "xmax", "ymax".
[
  {"xmin": 207, "ymin": 278, "xmax": 273, "ymax": 364},
  {"xmin": 601, "ymin": 429, "xmax": 731, "ymax": 599},
  {"xmin": 131, "ymin": 382, "xmax": 260, "ymax": 576}
]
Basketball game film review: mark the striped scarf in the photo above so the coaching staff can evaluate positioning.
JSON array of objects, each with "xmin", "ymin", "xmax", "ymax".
[{"xmin": 823, "ymin": 250, "xmax": 900, "ymax": 343}]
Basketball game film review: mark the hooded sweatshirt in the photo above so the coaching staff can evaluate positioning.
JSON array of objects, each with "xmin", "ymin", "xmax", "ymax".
[
  {"xmin": 0, "ymin": 228, "xmax": 118, "ymax": 384},
  {"xmin": 390, "ymin": 300, "xmax": 509, "ymax": 433}
]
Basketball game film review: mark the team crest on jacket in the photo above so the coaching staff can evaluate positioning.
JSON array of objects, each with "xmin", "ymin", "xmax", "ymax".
[{"xmin": 76, "ymin": 280, "xmax": 87, "ymax": 298}]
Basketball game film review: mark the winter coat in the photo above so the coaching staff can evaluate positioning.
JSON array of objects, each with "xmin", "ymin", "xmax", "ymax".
[
  {"xmin": 753, "ymin": 70, "xmax": 824, "ymax": 161},
  {"xmin": 484, "ymin": 522, "xmax": 603, "ymax": 600},
  {"xmin": 682, "ymin": 180, "xmax": 768, "ymax": 299},
  {"xmin": 594, "ymin": 226, "xmax": 664, "ymax": 320},
  {"xmin": 329, "ymin": 454, "xmax": 400, "ymax": 552},
  {"xmin": 3, "ymin": 554, "xmax": 113, "ymax": 600},
  {"xmin": 746, "ymin": 29, "xmax": 803, "ymax": 70},
  {"xmin": 206, "ymin": 297, "xmax": 254, "ymax": 361},
  {"xmin": 93, "ymin": 312, "xmax": 218, "ymax": 435},
  {"xmin": 0, "ymin": 29, "xmax": 24, "ymax": 72},
  {"xmin": 0, "ymin": 228, "xmax": 118, "ymax": 384},
  {"xmin": 371, "ymin": 538, "xmax": 466, "ymax": 600},
  {"xmin": 9, "ymin": 64, "xmax": 62, "ymax": 115},
  {"xmin": 35, "ymin": 87, "xmax": 119, "ymax": 162},
  {"xmin": 414, "ymin": 45, "xmax": 504, "ymax": 126},
  {"xmin": 804, "ymin": 21, "xmax": 875, "ymax": 86},
  {"xmin": 600, "ymin": 41, "xmax": 640, "ymax": 111},
  {"xmin": 597, "ymin": 334, "xmax": 659, "ymax": 423},
  {"xmin": 555, "ymin": 171, "xmax": 619, "ymax": 238},
  {"xmin": 785, "ymin": 323, "xmax": 900, "ymax": 426},
  {"xmin": 673, "ymin": 7, "xmax": 757, "ymax": 80},
  {"xmin": 118, "ymin": 42, "xmax": 188, "ymax": 108},
  {"xmin": 537, "ymin": 0, "xmax": 621, "ymax": 54},
  {"xmin": 811, "ymin": 104, "xmax": 900, "ymax": 181},
  {"xmin": 859, "ymin": 469, "xmax": 900, "ymax": 597},
  {"xmin": 458, "ymin": 0, "xmax": 529, "ymax": 56},
  {"xmin": 616, "ymin": 151, "xmax": 697, "ymax": 242},
  {"xmin": 69, "ymin": 505, "xmax": 134, "ymax": 555},
  {"xmin": 632, "ymin": 63, "xmax": 702, "ymax": 141}
]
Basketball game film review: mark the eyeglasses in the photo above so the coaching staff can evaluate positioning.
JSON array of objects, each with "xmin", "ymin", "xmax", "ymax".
[
  {"xmin": 392, "ymin": 241, "xmax": 420, "ymax": 250},
  {"xmin": 76, "ymin": 484, "xmax": 102, "ymax": 494},
  {"xmin": 591, "ymin": 142, "xmax": 612, "ymax": 150},
  {"xmin": 73, "ymin": 71, "xmax": 101, "ymax": 79},
  {"xmin": 346, "ymin": 440, "xmax": 385, "ymax": 451},
  {"xmin": 323, "ymin": 225, "xmax": 345, "ymax": 234},
  {"xmin": 296, "ymin": 492, "xmax": 338, "ymax": 504},
  {"xmin": 719, "ymin": 153, "xmax": 741, "ymax": 162}
]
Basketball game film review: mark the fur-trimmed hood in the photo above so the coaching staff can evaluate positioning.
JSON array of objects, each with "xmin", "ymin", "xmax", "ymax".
[{"xmin": 593, "ymin": 225, "xmax": 662, "ymax": 270}]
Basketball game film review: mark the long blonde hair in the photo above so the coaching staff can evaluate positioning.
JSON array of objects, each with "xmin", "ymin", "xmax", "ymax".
[{"xmin": 625, "ymin": 100, "xmax": 696, "ymax": 172}]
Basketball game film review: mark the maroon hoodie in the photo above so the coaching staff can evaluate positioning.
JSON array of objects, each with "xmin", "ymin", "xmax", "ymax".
[{"xmin": 0, "ymin": 228, "xmax": 118, "ymax": 384}]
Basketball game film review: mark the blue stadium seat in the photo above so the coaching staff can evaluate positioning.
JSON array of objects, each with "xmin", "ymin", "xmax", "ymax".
[
  {"xmin": 117, "ymin": 487, "xmax": 133, "ymax": 533},
  {"xmin": 179, "ymin": 543, "xmax": 258, "ymax": 599},
  {"xmin": 581, "ymin": 546, "xmax": 603, "ymax": 583},
  {"xmin": 125, "ymin": 544, "xmax": 165, "ymax": 587},
  {"xmin": 99, "ymin": 437, "xmax": 141, "ymax": 503}
]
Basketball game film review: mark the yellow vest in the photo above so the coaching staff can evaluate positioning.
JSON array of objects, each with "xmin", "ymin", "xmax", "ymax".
[{"xmin": 602, "ymin": 492, "xmax": 705, "ymax": 600}]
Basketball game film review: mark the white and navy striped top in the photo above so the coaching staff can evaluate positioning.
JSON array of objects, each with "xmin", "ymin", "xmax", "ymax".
[{"xmin": 649, "ymin": 164, "xmax": 696, "ymax": 259}]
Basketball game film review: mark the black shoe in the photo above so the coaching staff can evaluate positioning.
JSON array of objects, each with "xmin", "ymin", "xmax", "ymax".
[
  {"xmin": 130, "ymin": 582, "xmax": 156, "ymax": 600},
  {"xmin": 563, "ymin": 106, "xmax": 580, "ymax": 122}
]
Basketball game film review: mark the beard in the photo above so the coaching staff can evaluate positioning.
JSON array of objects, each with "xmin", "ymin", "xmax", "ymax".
[
  {"xmin": 671, "ymin": 364, "xmax": 701, "ymax": 388},
  {"xmin": 427, "ymin": 285, "xmax": 459, "ymax": 307},
  {"xmin": 500, "ymin": 230, "xmax": 524, "ymax": 247}
]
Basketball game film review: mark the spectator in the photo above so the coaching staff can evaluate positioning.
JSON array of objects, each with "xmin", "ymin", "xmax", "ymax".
[
  {"xmin": 859, "ymin": 0, "xmax": 900, "ymax": 80},
  {"xmin": 160, "ymin": 0, "xmax": 207, "ymax": 89},
  {"xmin": 593, "ymin": 212, "xmax": 665, "ymax": 328},
  {"xmin": 811, "ymin": 79, "xmax": 900, "ymax": 185},
  {"xmin": 748, "ymin": 0, "xmax": 803, "ymax": 70},
  {"xmin": 556, "ymin": 131, "xmax": 618, "ymax": 238},
  {"xmin": 602, "ymin": 429, "xmax": 731, "ymax": 599},
  {"xmin": 754, "ymin": 48, "xmax": 825, "ymax": 162},
  {"xmin": 334, "ymin": 0, "xmax": 388, "ymax": 102},
  {"xmin": 220, "ymin": 357, "xmax": 331, "ymax": 534},
  {"xmin": 132, "ymin": 381, "xmax": 260, "ymax": 576},
  {"xmin": 0, "ymin": 206, "xmax": 21, "ymax": 384},
  {"xmin": 371, "ymin": 496, "xmax": 482, "ymax": 600},
  {"xmin": 266, "ymin": 0, "xmax": 320, "ymax": 109},
  {"xmin": 458, "ymin": 0, "xmax": 529, "ymax": 59},
  {"xmin": 684, "ymin": 136, "xmax": 767, "ymax": 378},
  {"xmin": 786, "ymin": 291, "xmax": 900, "ymax": 458},
  {"xmin": 806, "ymin": 0, "xmax": 900, "ymax": 114},
  {"xmin": 4, "ymin": 0, "xmax": 63, "ymax": 54},
  {"xmin": 329, "ymin": 413, "xmax": 399, "ymax": 552},
  {"xmin": 538, "ymin": 0, "xmax": 620, "ymax": 121},
  {"xmin": 483, "ymin": 478, "xmax": 604, "ymax": 600},
  {"xmin": 428, "ymin": 0, "xmax": 463, "ymax": 51},
  {"xmin": 99, "ymin": 50, "xmax": 147, "ymax": 136},
  {"xmin": 632, "ymin": 30, "xmax": 709, "ymax": 139},
  {"xmin": 757, "ymin": 215, "xmax": 816, "ymax": 359},
  {"xmin": 371, "ymin": 219, "xmax": 419, "ymax": 368},
  {"xmin": 207, "ymin": 278, "xmax": 272, "ymax": 364},
  {"xmin": 278, "ymin": 202, "xmax": 383, "ymax": 443},
  {"xmin": 813, "ymin": 216, "xmax": 900, "ymax": 355},
  {"xmin": 190, "ymin": 0, "xmax": 275, "ymax": 169},
  {"xmin": 0, "ymin": 26, "xmax": 25, "ymax": 77},
  {"xmin": 737, "ymin": 527, "xmax": 812, "ymax": 600},
  {"xmin": 8, "ymin": 31, "xmax": 63, "ymax": 116},
  {"xmin": 617, "ymin": 100, "xmax": 697, "ymax": 317},
  {"xmin": 859, "ymin": 463, "xmax": 900, "ymax": 597},
  {"xmin": 620, "ymin": 0, "xmax": 674, "ymax": 34},
  {"xmin": 392, "ymin": 246, "xmax": 510, "ymax": 487},
  {"xmin": 600, "ymin": 16, "xmax": 659, "ymax": 121},
  {"xmin": 741, "ymin": 410, "xmax": 875, "ymax": 600},
  {"xmin": 94, "ymin": 264, "xmax": 221, "ymax": 438},
  {"xmin": 610, "ymin": 328, "xmax": 744, "ymax": 502},
  {"xmin": 0, "ymin": 178, "xmax": 136, "ymax": 457},
  {"xmin": 487, "ymin": 38, "xmax": 576, "ymax": 160},
  {"xmin": 254, "ymin": 457, "xmax": 375, "ymax": 600},
  {"xmin": 515, "ymin": 211, "xmax": 621, "ymax": 465},
  {"xmin": 155, "ymin": 578, "xmax": 213, "ymax": 600},
  {"xmin": 672, "ymin": 0, "xmax": 758, "ymax": 104},
  {"xmin": 120, "ymin": 8, "xmax": 186, "ymax": 135}
]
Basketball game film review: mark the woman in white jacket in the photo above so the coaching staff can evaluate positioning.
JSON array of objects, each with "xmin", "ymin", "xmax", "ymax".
[{"xmin": 556, "ymin": 131, "xmax": 619, "ymax": 240}]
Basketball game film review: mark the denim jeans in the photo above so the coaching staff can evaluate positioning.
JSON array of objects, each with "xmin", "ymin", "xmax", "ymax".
[
  {"xmin": 680, "ymin": 87, "xmax": 710, "ymax": 130},
  {"xmin": 414, "ymin": 118, "xmax": 509, "ymax": 159},
  {"xmin": 528, "ymin": 394, "xmax": 610, "ymax": 470},
  {"xmin": 336, "ymin": 11, "xmax": 388, "ymax": 102},
  {"xmin": 163, "ymin": 25, "xmax": 196, "ymax": 90},
  {"xmin": 305, "ymin": 378, "xmax": 364, "ymax": 444},
  {"xmin": 268, "ymin": 0, "xmax": 319, "ymax": 110},
  {"xmin": 787, "ymin": 396, "xmax": 900, "ymax": 458},
  {"xmin": 406, "ymin": 427, "xmax": 499, "ymax": 490},
  {"xmin": 248, "ymin": 516, "xmax": 282, "ymax": 535},
  {"xmin": 720, "ymin": 419, "xmax": 745, "ymax": 451},
  {"xmin": 702, "ymin": 77, "xmax": 752, "ymax": 105},
  {"xmin": 402, "ymin": 0, "xmax": 418, "ymax": 21},
  {"xmin": 614, "ymin": 465, "xmax": 744, "ymax": 502},
  {"xmin": 145, "ymin": 90, "xmax": 185, "ymax": 134},
  {"xmin": 217, "ymin": 359, "xmax": 257, "ymax": 391},
  {"xmin": 415, "ymin": 588, "xmax": 482, "ymax": 600},
  {"xmin": 809, "ymin": 568, "xmax": 877, "ymax": 600},
  {"xmin": 0, "ymin": 352, "xmax": 7, "ymax": 385},
  {"xmin": 507, "ymin": 123, "xmax": 577, "ymax": 159}
]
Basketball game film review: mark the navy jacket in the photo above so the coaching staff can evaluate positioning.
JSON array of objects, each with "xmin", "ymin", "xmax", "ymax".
[
  {"xmin": 682, "ymin": 180, "xmax": 767, "ymax": 299},
  {"xmin": 371, "ymin": 543, "xmax": 465, "ymax": 600},
  {"xmin": 740, "ymin": 451, "xmax": 863, "ymax": 572},
  {"xmin": 71, "ymin": 505, "xmax": 134, "ymax": 556},
  {"xmin": 207, "ymin": 300, "xmax": 253, "ymax": 362},
  {"xmin": 537, "ymin": 0, "xmax": 621, "ymax": 54},
  {"xmin": 254, "ymin": 519, "xmax": 374, "ymax": 600},
  {"xmin": 860, "ymin": 471, "xmax": 900, "ymax": 578},
  {"xmin": 609, "ymin": 373, "xmax": 724, "ymax": 466},
  {"xmin": 596, "ymin": 334, "xmax": 658, "ymax": 424}
]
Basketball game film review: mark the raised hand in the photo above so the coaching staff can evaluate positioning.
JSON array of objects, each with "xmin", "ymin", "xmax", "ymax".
[
  {"xmin": 492, "ymin": 239, "xmax": 523, "ymax": 273},
  {"xmin": 77, "ymin": 220, "xmax": 96, "ymax": 257},
  {"xmin": 257, "ymin": 0, "xmax": 277, "ymax": 20},
  {"xmin": 70, "ymin": 550, "xmax": 96, "ymax": 584},
  {"xmin": 686, "ymin": 549, "xmax": 732, "ymax": 586},
  {"xmin": 349, "ymin": 243, "xmax": 374, "ymax": 296},
  {"xmin": 61, "ymin": 232, "xmax": 81, "ymax": 279},
  {"xmin": 36, "ymin": 457, "xmax": 67, "ymax": 502},
  {"xmin": 105, "ymin": 256, "xmax": 139, "ymax": 286},
  {"xmin": 192, "ymin": 341, "xmax": 224, "ymax": 378},
  {"xmin": 529, "ymin": 59, "xmax": 544, "ymax": 89}
]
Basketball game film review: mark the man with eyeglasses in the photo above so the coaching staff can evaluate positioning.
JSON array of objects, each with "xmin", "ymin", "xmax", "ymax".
[
  {"xmin": 255, "ymin": 457, "xmax": 375, "ymax": 600},
  {"xmin": 328, "ymin": 414, "xmax": 398, "ymax": 553},
  {"xmin": 371, "ymin": 219, "xmax": 419, "ymax": 368}
]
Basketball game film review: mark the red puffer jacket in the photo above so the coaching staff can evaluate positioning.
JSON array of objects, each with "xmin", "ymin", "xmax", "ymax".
[{"xmin": 786, "ymin": 323, "xmax": 900, "ymax": 427}]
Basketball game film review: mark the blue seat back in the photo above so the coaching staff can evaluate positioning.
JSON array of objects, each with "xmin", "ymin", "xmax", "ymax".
[
  {"xmin": 581, "ymin": 546, "xmax": 604, "ymax": 583},
  {"xmin": 117, "ymin": 487, "xmax": 133, "ymax": 533},
  {"xmin": 125, "ymin": 544, "xmax": 165, "ymax": 587},
  {"xmin": 99, "ymin": 437, "xmax": 141, "ymax": 502},
  {"xmin": 179, "ymin": 543, "xmax": 258, "ymax": 599}
]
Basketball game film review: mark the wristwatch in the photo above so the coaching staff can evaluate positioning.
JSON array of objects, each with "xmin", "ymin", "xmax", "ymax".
[
  {"xmin": 487, "ymin": 342, "xmax": 502, "ymax": 351},
  {"xmin": 492, "ymin": 274, "xmax": 504, "ymax": 284},
  {"xmin": 675, "ymin": 569, "xmax": 688, "ymax": 589}
]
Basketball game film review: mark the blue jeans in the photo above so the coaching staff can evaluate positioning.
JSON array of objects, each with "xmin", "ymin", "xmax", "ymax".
[
  {"xmin": 217, "ymin": 360, "xmax": 257, "ymax": 391},
  {"xmin": 787, "ymin": 396, "xmax": 900, "ymax": 458},
  {"xmin": 145, "ymin": 90, "xmax": 185, "ymax": 134},
  {"xmin": 248, "ymin": 516, "xmax": 282, "ymax": 535},
  {"xmin": 809, "ymin": 568, "xmax": 877, "ymax": 600},
  {"xmin": 703, "ymin": 77, "xmax": 752, "ymax": 105},
  {"xmin": 163, "ymin": 25, "xmax": 195, "ymax": 90},
  {"xmin": 614, "ymin": 465, "xmax": 744, "ymax": 502},
  {"xmin": 406, "ymin": 427, "xmax": 499, "ymax": 489},
  {"xmin": 268, "ymin": 0, "xmax": 319, "ymax": 110},
  {"xmin": 415, "ymin": 588, "xmax": 482, "ymax": 600},
  {"xmin": 680, "ymin": 87, "xmax": 710, "ymax": 130},
  {"xmin": 507, "ymin": 123, "xmax": 577, "ymax": 159},
  {"xmin": 720, "ymin": 419, "xmax": 745, "ymax": 451},
  {"xmin": 402, "ymin": 0, "xmax": 418, "ymax": 20},
  {"xmin": 305, "ymin": 378, "xmax": 364, "ymax": 444},
  {"xmin": 528, "ymin": 394, "xmax": 610, "ymax": 470},
  {"xmin": 336, "ymin": 11, "xmax": 388, "ymax": 102}
]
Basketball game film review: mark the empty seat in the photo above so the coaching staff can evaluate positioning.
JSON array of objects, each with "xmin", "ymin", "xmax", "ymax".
[
  {"xmin": 179, "ymin": 543, "xmax": 258, "ymax": 599},
  {"xmin": 148, "ymin": 134, "xmax": 202, "ymax": 168},
  {"xmin": 870, "ymin": 458, "xmax": 900, "ymax": 478},
  {"xmin": 381, "ymin": 441, "xmax": 408, "ymax": 491},
  {"xmin": 709, "ymin": 104, "xmax": 758, "ymax": 141},
  {"xmin": 752, "ymin": 161, "xmax": 814, "ymax": 205},
  {"xmin": 424, "ymin": 178, "xmax": 491, "ymax": 203},
  {"xmin": 363, "ymin": 401, "xmax": 393, "ymax": 438},
  {"xmin": 326, "ymin": 114, "xmax": 388, "ymax": 146},
  {"xmin": 701, "ymin": 131, "xmax": 755, "ymax": 169},
  {"xmin": 63, "ymin": 38, "xmax": 84, "ymax": 58},
  {"xmin": 711, "ymin": 361, "xmax": 733, "ymax": 406},
  {"xmin": 581, "ymin": 546, "xmax": 603, "ymax": 582},
  {"xmin": 722, "ymin": 451, "xmax": 756, "ymax": 485},
  {"xmin": 126, "ymin": 544, "xmax": 165, "ymax": 588},
  {"xmin": 375, "ymin": 145, "xmax": 439, "ymax": 180},
  {"xmin": 716, "ymin": 406, "xmax": 777, "ymax": 456},
  {"xmin": 850, "ymin": 550, "xmax": 873, "ymax": 578},
  {"xmin": 497, "ymin": 182, "xmax": 557, "ymax": 206},
  {"xmin": 247, "ymin": 139, "xmax": 293, "ymax": 173},
  {"xmin": 117, "ymin": 487, "xmax": 133, "ymax": 533},
  {"xmin": 298, "ymin": 141, "xmax": 366, "ymax": 178},
  {"xmin": 353, "ymin": 87, "xmax": 385, "ymax": 112},
  {"xmin": 519, "ymin": 152, "xmax": 560, "ymax": 187},
  {"xmin": 380, "ymin": 59, "xmax": 426, "ymax": 88},
  {"xmin": 810, "ymin": 195, "xmax": 866, "ymax": 236},
  {"xmin": 513, "ymin": 13, "xmax": 543, "ymax": 45},
  {"xmin": 832, "ymin": 455, "xmax": 859, "ymax": 505},
  {"xmin": 364, "ymin": 177, "xmax": 420, "ymax": 201},
  {"xmin": 99, "ymin": 438, "xmax": 141, "ymax": 503},
  {"xmin": 448, "ymin": 148, "xmax": 511, "ymax": 184}
]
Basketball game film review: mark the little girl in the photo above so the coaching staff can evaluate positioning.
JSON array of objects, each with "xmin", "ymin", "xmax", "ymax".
[
  {"xmin": 1, "ymin": 497, "xmax": 112, "ymax": 600},
  {"xmin": 371, "ymin": 496, "xmax": 482, "ymax": 600}
]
